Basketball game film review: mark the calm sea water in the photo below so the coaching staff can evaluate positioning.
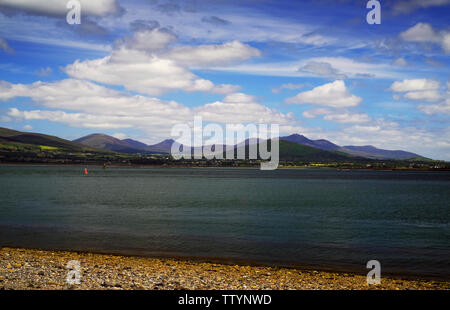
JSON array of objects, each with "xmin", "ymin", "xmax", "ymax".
[{"xmin": 0, "ymin": 165, "xmax": 449, "ymax": 279}]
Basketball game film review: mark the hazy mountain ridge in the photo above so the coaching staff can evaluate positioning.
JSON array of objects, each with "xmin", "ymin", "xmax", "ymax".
[
  {"xmin": 0, "ymin": 127, "xmax": 104, "ymax": 153},
  {"xmin": 280, "ymin": 134, "xmax": 423, "ymax": 160}
]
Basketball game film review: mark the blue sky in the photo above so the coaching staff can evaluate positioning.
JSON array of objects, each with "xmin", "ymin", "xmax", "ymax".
[{"xmin": 0, "ymin": 0, "xmax": 449, "ymax": 159}]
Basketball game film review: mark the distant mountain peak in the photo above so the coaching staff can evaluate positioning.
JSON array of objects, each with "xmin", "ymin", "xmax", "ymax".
[{"xmin": 281, "ymin": 134, "xmax": 340, "ymax": 151}]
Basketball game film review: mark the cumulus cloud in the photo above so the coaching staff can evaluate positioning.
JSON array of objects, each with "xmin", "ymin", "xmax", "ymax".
[
  {"xmin": 1, "ymin": 79, "xmax": 296, "ymax": 141},
  {"xmin": 0, "ymin": 37, "xmax": 14, "ymax": 54},
  {"xmin": 417, "ymin": 82, "xmax": 450, "ymax": 114},
  {"xmin": 286, "ymin": 80, "xmax": 362, "ymax": 108},
  {"xmin": 164, "ymin": 41, "xmax": 261, "ymax": 67},
  {"xmin": 115, "ymin": 28, "xmax": 177, "ymax": 51},
  {"xmin": 0, "ymin": 79, "xmax": 193, "ymax": 133},
  {"xmin": 400, "ymin": 23, "xmax": 450, "ymax": 53},
  {"xmin": 403, "ymin": 90, "xmax": 443, "ymax": 102},
  {"xmin": 63, "ymin": 28, "xmax": 258, "ymax": 96},
  {"xmin": 390, "ymin": 78, "xmax": 441, "ymax": 92},
  {"xmin": 390, "ymin": 78, "xmax": 443, "ymax": 102},
  {"xmin": 194, "ymin": 93, "xmax": 295, "ymax": 125}
]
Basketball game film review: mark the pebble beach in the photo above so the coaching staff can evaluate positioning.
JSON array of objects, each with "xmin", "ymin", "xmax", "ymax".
[{"xmin": 0, "ymin": 247, "xmax": 448, "ymax": 290}]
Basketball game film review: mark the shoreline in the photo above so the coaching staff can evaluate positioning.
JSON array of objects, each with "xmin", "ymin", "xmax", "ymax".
[
  {"xmin": 0, "ymin": 162, "xmax": 449, "ymax": 171},
  {"xmin": 1, "ymin": 247, "xmax": 449, "ymax": 290}
]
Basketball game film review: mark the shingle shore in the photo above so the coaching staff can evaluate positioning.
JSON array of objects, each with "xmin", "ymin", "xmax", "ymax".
[{"xmin": 0, "ymin": 247, "xmax": 448, "ymax": 290}]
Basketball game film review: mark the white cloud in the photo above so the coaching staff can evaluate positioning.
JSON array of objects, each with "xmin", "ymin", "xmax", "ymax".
[
  {"xmin": 302, "ymin": 108, "xmax": 330, "ymax": 118},
  {"xmin": 286, "ymin": 80, "xmax": 362, "ymax": 108},
  {"xmin": 23, "ymin": 124, "xmax": 32, "ymax": 130},
  {"xmin": 322, "ymin": 112, "xmax": 371, "ymax": 124},
  {"xmin": 392, "ymin": 79, "xmax": 450, "ymax": 114},
  {"xmin": 0, "ymin": 79, "xmax": 192, "ymax": 131},
  {"xmin": 222, "ymin": 93, "xmax": 256, "ymax": 104},
  {"xmin": 400, "ymin": 23, "xmax": 450, "ymax": 53},
  {"xmin": 1, "ymin": 79, "xmax": 297, "ymax": 142},
  {"xmin": 63, "ymin": 28, "xmax": 256, "ymax": 96},
  {"xmin": 164, "ymin": 40, "xmax": 261, "ymax": 67},
  {"xmin": 390, "ymin": 79, "xmax": 443, "ymax": 102},
  {"xmin": 194, "ymin": 97, "xmax": 295, "ymax": 125},
  {"xmin": 115, "ymin": 28, "xmax": 177, "ymax": 52},
  {"xmin": 302, "ymin": 108, "xmax": 370, "ymax": 123},
  {"xmin": 0, "ymin": 0, "xmax": 120, "ymax": 17},
  {"xmin": 390, "ymin": 78, "xmax": 441, "ymax": 92},
  {"xmin": 64, "ymin": 52, "xmax": 218, "ymax": 96},
  {"xmin": 404, "ymin": 90, "xmax": 443, "ymax": 102},
  {"xmin": 8, "ymin": 108, "xmax": 135, "ymax": 129}
]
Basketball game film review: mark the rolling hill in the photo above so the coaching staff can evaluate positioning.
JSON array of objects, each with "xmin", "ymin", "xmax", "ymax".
[
  {"xmin": 0, "ymin": 127, "xmax": 103, "ymax": 152},
  {"xmin": 281, "ymin": 134, "xmax": 341, "ymax": 151},
  {"xmin": 74, "ymin": 134, "xmax": 175, "ymax": 154},
  {"xmin": 231, "ymin": 138, "xmax": 358, "ymax": 162},
  {"xmin": 74, "ymin": 134, "xmax": 144, "ymax": 153}
]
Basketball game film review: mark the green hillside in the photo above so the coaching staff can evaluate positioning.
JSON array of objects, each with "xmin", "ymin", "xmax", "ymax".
[
  {"xmin": 278, "ymin": 139, "xmax": 356, "ymax": 161},
  {"xmin": 0, "ymin": 127, "xmax": 111, "ymax": 154},
  {"xmin": 233, "ymin": 139, "xmax": 358, "ymax": 162}
]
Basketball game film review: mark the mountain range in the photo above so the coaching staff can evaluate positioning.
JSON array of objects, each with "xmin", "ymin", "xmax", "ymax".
[
  {"xmin": 74, "ymin": 132, "xmax": 423, "ymax": 160},
  {"xmin": 0, "ymin": 127, "xmax": 426, "ymax": 162}
]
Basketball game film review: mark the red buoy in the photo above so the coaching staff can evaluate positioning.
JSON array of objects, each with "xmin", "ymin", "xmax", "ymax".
[{"xmin": 84, "ymin": 168, "xmax": 88, "ymax": 175}]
